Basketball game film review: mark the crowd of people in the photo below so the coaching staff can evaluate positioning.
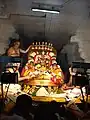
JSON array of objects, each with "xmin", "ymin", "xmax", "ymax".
[{"xmin": 0, "ymin": 94, "xmax": 90, "ymax": 120}]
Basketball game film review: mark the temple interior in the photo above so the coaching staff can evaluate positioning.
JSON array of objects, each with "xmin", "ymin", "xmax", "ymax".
[{"xmin": 0, "ymin": 0, "xmax": 90, "ymax": 119}]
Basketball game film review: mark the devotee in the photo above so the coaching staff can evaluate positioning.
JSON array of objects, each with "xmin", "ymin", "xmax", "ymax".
[
  {"xmin": 66, "ymin": 100, "xmax": 90, "ymax": 120},
  {"xmin": 6, "ymin": 39, "xmax": 31, "ymax": 57},
  {"xmin": 62, "ymin": 65, "xmax": 74, "ymax": 90},
  {"xmin": 6, "ymin": 63, "xmax": 30, "ymax": 82},
  {"xmin": 62, "ymin": 65, "xmax": 86, "ymax": 90},
  {"xmin": 0, "ymin": 94, "xmax": 33, "ymax": 120},
  {"xmin": 4, "ymin": 39, "xmax": 31, "ymax": 81}
]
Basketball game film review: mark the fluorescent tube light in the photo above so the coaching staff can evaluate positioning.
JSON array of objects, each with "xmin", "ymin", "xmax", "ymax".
[{"xmin": 32, "ymin": 8, "xmax": 60, "ymax": 14}]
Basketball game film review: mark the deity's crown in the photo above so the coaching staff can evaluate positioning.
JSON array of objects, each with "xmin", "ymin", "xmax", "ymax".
[{"xmin": 30, "ymin": 42, "xmax": 56, "ymax": 54}]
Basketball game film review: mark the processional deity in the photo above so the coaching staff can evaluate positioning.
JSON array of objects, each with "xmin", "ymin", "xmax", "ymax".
[{"xmin": 21, "ymin": 42, "xmax": 64, "ymax": 86}]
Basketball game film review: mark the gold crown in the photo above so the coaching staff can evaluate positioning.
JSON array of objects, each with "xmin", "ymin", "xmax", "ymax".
[{"xmin": 30, "ymin": 42, "xmax": 56, "ymax": 54}]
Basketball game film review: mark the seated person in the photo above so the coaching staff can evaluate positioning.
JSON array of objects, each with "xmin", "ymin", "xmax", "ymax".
[
  {"xmin": 1, "ymin": 94, "xmax": 33, "ymax": 120},
  {"xmin": 62, "ymin": 65, "xmax": 74, "ymax": 90},
  {"xmin": 6, "ymin": 63, "xmax": 30, "ymax": 82},
  {"xmin": 66, "ymin": 100, "xmax": 90, "ymax": 120},
  {"xmin": 62, "ymin": 66, "xmax": 85, "ymax": 90}
]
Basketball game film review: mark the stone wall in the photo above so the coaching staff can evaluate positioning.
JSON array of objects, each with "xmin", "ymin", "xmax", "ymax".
[
  {"xmin": 61, "ymin": 20, "xmax": 90, "ymax": 64},
  {"xmin": 70, "ymin": 21, "xmax": 90, "ymax": 63},
  {"xmin": 0, "ymin": 21, "xmax": 90, "ymax": 64},
  {"xmin": 0, "ymin": 24, "xmax": 15, "ymax": 55},
  {"xmin": 61, "ymin": 42, "xmax": 84, "ymax": 65}
]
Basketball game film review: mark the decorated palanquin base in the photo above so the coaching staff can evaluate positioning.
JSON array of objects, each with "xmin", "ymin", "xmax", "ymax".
[{"xmin": 21, "ymin": 42, "xmax": 64, "ymax": 96}]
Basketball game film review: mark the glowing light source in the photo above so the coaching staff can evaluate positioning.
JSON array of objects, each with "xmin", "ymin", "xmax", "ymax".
[{"xmin": 32, "ymin": 8, "xmax": 60, "ymax": 14}]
